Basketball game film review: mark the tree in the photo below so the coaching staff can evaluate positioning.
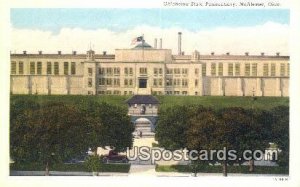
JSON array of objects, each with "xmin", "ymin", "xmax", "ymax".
[
  {"xmin": 155, "ymin": 105, "xmax": 196, "ymax": 150},
  {"xmin": 10, "ymin": 102, "xmax": 89, "ymax": 175},
  {"xmin": 270, "ymin": 106, "xmax": 289, "ymax": 167},
  {"xmin": 83, "ymin": 102, "xmax": 134, "ymax": 152},
  {"xmin": 186, "ymin": 107, "xmax": 219, "ymax": 176}
]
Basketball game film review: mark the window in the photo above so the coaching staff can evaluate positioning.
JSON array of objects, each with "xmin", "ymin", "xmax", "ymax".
[
  {"xmin": 153, "ymin": 79, "xmax": 158, "ymax": 87},
  {"xmin": 11, "ymin": 61, "xmax": 16, "ymax": 74},
  {"xmin": 98, "ymin": 91, "xmax": 105, "ymax": 95},
  {"xmin": 228, "ymin": 63, "xmax": 233, "ymax": 76},
  {"xmin": 129, "ymin": 79, "xmax": 133, "ymax": 86},
  {"xmin": 252, "ymin": 63, "xmax": 257, "ymax": 76},
  {"xmin": 182, "ymin": 79, "xmax": 188, "ymax": 87},
  {"xmin": 106, "ymin": 78, "xmax": 112, "ymax": 86},
  {"xmin": 37, "ymin": 62, "xmax": 42, "ymax": 75},
  {"xmin": 129, "ymin": 68, "xmax": 133, "ymax": 75},
  {"xmin": 211, "ymin": 63, "xmax": 216, "ymax": 76},
  {"xmin": 88, "ymin": 68, "xmax": 93, "ymax": 76},
  {"xmin": 114, "ymin": 78, "xmax": 120, "ymax": 86},
  {"xmin": 235, "ymin": 63, "xmax": 240, "ymax": 76},
  {"xmin": 263, "ymin": 64, "xmax": 269, "ymax": 76},
  {"xmin": 71, "ymin": 62, "xmax": 76, "ymax": 75},
  {"xmin": 182, "ymin": 68, "xmax": 188, "ymax": 75},
  {"xmin": 99, "ymin": 78, "xmax": 105, "ymax": 86},
  {"xmin": 139, "ymin": 67, "xmax": 147, "ymax": 74},
  {"xmin": 271, "ymin": 63, "xmax": 276, "ymax": 76},
  {"xmin": 154, "ymin": 68, "xmax": 158, "ymax": 75},
  {"xmin": 158, "ymin": 79, "xmax": 162, "ymax": 86},
  {"xmin": 195, "ymin": 68, "xmax": 199, "ymax": 75},
  {"xmin": 106, "ymin": 67, "xmax": 112, "ymax": 76},
  {"xmin": 245, "ymin": 63, "xmax": 250, "ymax": 76},
  {"xmin": 64, "ymin": 62, "xmax": 69, "ymax": 75},
  {"xmin": 18, "ymin": 62, "xmax": 24, "ymax": 74},
  {"xmin": 167, "ymin": 68, "xmax": 173, "ymax": 74},
  {"xmin": 218, "ymin": 63, "xmax": 223, "ymax": 76},
  {"xmin": 202, "ymin": 64, "xmax": 206, "ymax": 76},
  {"xmin": 54, "ymin": 62, "xmax": 59, "ymax": 75},
  {"xmin": 182, "ymin": 91, "xmax": 188, "ymax": 95},
  {"xmin": 280, "ymin": 63, "xmax": 285, "ymax": 76},
  {"xmin": 173, "ymin": 79, "xmax": 180, "ymax": 86},
  {"xmin": 195, "ymin": 79, "xmax": 198, "ymax": 87},
  {"xmin": 113, "ymin": 90, "xmax": 121, "ymax": 95},
  {"xmin": 174, "ymin": 68, "xmax": 180, "ymax": 74},
  {"xmin": 114, "ymin": 67, "xmax": 120, "ymax": 75},
  {"xmin": 159, "ymin": 68, "xmax": 163, "ymax": 75},
  {"xmin": 166, "ymin": 78, "xmax": 172, "ymax": 86},
  {"xmin": 99, "ymin": 68, "xmax": 105, "ymax": 75},
  {"xmin": 30, "ymin": 62, "xmax": 35, "ymax": 75},
  {"xmin": 88, "ymin": 78, "xmax": 93, "ymax": 87},
  {"xmin": 47, "ymin": 62, "xmax": 52, "ymax": 75}
]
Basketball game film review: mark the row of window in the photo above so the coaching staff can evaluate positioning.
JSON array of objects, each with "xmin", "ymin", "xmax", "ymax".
[
  {"xmin": 166, "ymin": 68, "xmax": 188, "ymax": 75},
  {"xmin": 11, "ymin": 62, "xmax": 289, "ymax": 77},
  {"xmin": 97, "ymin": 90, "xmax": 134, "ymax": 95},
  {"xmin": 210, "ymin": 63, "xmax": 289, "ymax": 77},
  {"xmin": 166, "ymin": 78, "xmax": 189, "ymax": 87},
  {"xmin": 11, "ymin": 61, "xmax": 76, "ymax": 75}
]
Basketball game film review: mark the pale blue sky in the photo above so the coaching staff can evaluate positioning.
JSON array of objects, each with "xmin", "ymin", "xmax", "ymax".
[{"xmin": 11, "ymin": 9, "xmax": 289, "ymax": 33}]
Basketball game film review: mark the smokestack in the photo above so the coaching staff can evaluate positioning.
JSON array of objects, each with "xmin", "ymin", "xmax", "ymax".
[
  {"xmin": 159, "ymin": 38, "xmax": 162, "ymax": 49},
  {"xmin": 154, "ymin": 38, "xmax": 157, "ymax": 49},
  {"xmin": 178, "ymin": 32, "xmax": 182, "ymax": 55}
]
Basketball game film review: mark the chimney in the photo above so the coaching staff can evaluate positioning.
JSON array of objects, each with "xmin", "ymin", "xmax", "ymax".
[
  {"xmin": 159, "ymin": 38, "xmax": 162, "ymax": 49},
  {"xmin": 211, "ymin": 52, "xmax": 215, "ymax": 56},
  {"xmin": 23, "ymin": 51, "xmax": 27, "ymax": 55},
  {"xmin": 245, "ymin": 52, "xmax": 249, "ymax": 56},
  {"xmin": 58, "ymin": 51, "xmax": 61, "ymax": 55},
  {"xmin": 178, "ymin": 32, "xmax": 182, "ymax": 55},
  {"xmin": 103, "ymin": 51, "xmax": 107, "ymax": 55},
  {"xmin": 261, "ymin": 52, "xmax": 265, "ymax": 56},
  {"xmin": 154, "ymin": 38, "xmax": 157, "ymax": 49},
  {"xmin": 38, "ymin": 51, "xmax": 42, "ymax": 55},
  {"xmin": 276, "ymin": 52, "xmax": 280, "ymax": 56},
  {"xmin": 72, "ymin": 51, "xmax": 77, "ymax": 55},
  {"xmin": 226, "ymin": 52, "xmax": 230, "ymax": 56}
]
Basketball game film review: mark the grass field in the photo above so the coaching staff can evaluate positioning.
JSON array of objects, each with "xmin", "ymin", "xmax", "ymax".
[{"xmin": 11, "ymin": 95, "xmax": 289, "ymax": 110}]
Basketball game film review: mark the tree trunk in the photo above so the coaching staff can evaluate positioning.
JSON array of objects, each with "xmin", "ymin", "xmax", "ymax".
[
  {"xmin": 223, "ymin": 160, "xmax": 228, "ymax": 177},
  {"xmin": 249, "ymin": 159, "xmax": 255, "ymax": 172},
  {"xmin": 45, "ymin": 161, "xmax": 50, "ymax": 176}
]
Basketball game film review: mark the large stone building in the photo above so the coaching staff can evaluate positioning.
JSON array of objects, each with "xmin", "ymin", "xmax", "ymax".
[{"xmin": 10, "ymin": 33, "xmax": 289, "ymax": 96}]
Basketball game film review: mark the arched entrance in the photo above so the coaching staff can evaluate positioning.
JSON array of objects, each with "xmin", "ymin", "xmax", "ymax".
[{"xmin": 133, "ymin": 117, "xmax": 155, "ymax": 138}]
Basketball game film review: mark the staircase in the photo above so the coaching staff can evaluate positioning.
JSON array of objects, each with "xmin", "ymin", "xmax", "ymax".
[{"xmin": 134, "ymin": 121, "xmax": 155, "ymax": 138}]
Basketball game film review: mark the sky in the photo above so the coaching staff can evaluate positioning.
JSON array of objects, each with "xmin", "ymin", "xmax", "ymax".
[{"xmin": 10, "ymin": 9, "xmax": 289, "ymax": 55}]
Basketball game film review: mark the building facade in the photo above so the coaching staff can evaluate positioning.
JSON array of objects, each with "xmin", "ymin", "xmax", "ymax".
[{"xmin": 10, "ymin": 34, "xmax": 289, "ymax": 97}]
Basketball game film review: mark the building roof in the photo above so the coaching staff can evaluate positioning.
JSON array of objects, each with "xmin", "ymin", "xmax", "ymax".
[
  {"xmin": 133, "ymin": 42, "xmax": 153, "ymax": 49},
  {"xmin": 126, "ymin": 95, "xmax": 159, "ymax": 105}
]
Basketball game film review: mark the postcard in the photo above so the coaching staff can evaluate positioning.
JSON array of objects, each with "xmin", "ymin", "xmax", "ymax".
[{"xmin": 1, "ymin": 0, "xmax": 300, "ymax": 187}]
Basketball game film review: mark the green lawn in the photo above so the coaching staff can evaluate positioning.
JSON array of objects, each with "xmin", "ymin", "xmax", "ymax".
[
  {"xmin": 11, "ymin": 95, "xmax": 289, "ymax": 110},
  {"xmin": 155, "ymin": 164, "xmax": 289, "ymax": 174}
]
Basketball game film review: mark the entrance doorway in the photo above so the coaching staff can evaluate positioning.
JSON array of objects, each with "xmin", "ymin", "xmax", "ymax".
[{"xmin": 139, "ymin": 79, "xmax": 147, "ymax": 88}]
